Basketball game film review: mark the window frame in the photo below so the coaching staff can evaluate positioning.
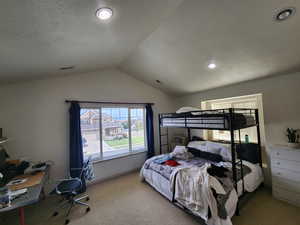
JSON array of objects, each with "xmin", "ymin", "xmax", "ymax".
[
  {"xmin": 201, "ymin": 94, "xmax": 266, "ymax": 144},
  {"xmin": 80, "ymin": 104, "xmax": 147, "ymax": 162}
]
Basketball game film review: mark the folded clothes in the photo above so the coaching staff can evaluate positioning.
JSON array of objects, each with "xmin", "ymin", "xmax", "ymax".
[
  {"xmin": 164, "ymin": 160, "xmax": 181, "ymax": 167},
  {"xmin": 153, "ymin": 155, "xmax": 172, "ymax": 164}
]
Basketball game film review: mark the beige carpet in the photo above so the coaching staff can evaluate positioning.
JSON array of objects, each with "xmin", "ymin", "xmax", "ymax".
[{"xmin": 1, "ymin": 171, "xmax": 300, "ymax": 225}]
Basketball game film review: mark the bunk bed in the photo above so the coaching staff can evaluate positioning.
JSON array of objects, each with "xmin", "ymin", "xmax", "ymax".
[{"xmin": 141, "ymin": 108, "xmax": 263, "ymax": 224}]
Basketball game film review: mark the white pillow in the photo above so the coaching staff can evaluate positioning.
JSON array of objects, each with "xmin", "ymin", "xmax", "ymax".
[
  {"xmin": 170, "ymin": 145, "xmax": 187, "ymax": 155},
  {"xmin": 187, "ymin": 141, "xmax": 232, "ymax": 160},
  {"xmin": 187, "ymin": 141, "xmax": 207, "ymax": 151},
  {"xmin": 188, "ymin": 141, "xmax": 221, "ymax": 155},
  {"xmin": 207, "ymin": 141, "xmax": 232, "ymax": 161},
  {"xmin": 170, "ymin": 145, "xmax": 193, "ymax": 160},
  {"xmin": 176, "ymin": 107, "xmax": 201, "ymax": 114},
  {"xmin": 205, "ymin": 141, "xmax": 223, "ymax": 155}
]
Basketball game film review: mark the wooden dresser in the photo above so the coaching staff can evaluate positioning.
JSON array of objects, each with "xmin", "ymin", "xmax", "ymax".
[{"xmin": 270, "ymin": 145, "xmax": 300, "ymax": 207}]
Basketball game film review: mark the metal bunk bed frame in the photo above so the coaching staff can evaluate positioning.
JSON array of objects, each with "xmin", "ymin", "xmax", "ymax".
[{"xmin": 158, "ymin": 108, "xmax": 263, "ymax": 215}]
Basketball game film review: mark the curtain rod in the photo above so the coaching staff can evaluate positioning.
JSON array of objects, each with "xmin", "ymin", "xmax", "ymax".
[{"xmin": 65, "ymin": 100, "xmax": 154, "ymax": 105}]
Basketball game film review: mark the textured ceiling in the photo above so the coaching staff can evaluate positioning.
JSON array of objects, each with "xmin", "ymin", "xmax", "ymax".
[
  {"xmin": 120, "ymin": 0, "xmax": 300, "ymax": 95},
  {"xmin": 1, "ymin": 0, "xmax": 300, "ymax": 95},
  {"xmin": 0, "ymin": 0, "xmax": 182, "ymax": 82}
]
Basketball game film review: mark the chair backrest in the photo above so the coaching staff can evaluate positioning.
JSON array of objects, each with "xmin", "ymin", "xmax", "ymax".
[
  {"xmin": 82, "ymin": 158, "xmax": 95, "ymax": 181},
  {"xmin": 79, "ymin": 158, "xmax": 91, "ymax": 178}
]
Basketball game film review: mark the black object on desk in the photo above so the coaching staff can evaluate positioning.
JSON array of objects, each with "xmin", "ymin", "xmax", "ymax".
[{"xmin": 0, "ymin": 165, "xmax": 50, "ymax": 225}]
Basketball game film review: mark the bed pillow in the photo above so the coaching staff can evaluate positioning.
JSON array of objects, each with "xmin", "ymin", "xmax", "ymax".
[
  {"xmin": 216, "ymin": 143, "xmax": 232, "ymax": 162},
  {"xmin": 176, "ymin": 107, "xmax": 201, "ymax": 114},
  {"xmin": 170, "ymin": 146, "xmax": 193, "ymax": 160},
  {"xmin": 187, "ymin": 147, "xmax": 223, "ymax": 163},
  {"xmin": 202, "ymin": 141, "xmax": 223, "ymax": 155},
  {"xmin": 188, "ymin": 140, "xmax": 233, "ymax": 161},
  {"xmin": 187, "ymin": 141, "xmax": 207, "ymax": 151}
]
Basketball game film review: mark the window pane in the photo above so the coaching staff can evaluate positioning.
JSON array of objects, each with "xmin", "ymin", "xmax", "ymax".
[
  {"xmin": 211, "ymin": 103, "xmax": 232, "ymax": 140},
  {"xmin": 80, "ymin": 109, "xmax": 100, "ymax": 160},
  {"xmin": 102, "ymin": 108, "xmax": 129, "ymax": 158},
  {"xmin": 131, "ymin": 108, "xmax": 146, "ymax": 151},
  {"xmin": 211, "ymin": 99, "xmax": 258, "ymax": 143},
  {"xmin": 233, "ymin": 101, "xmax": 257, "ymax": 143}
]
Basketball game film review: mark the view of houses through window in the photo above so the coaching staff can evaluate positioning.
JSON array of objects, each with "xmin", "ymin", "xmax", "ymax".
[{"xmin": 80, "ymin": 106, "xmax": 146, "ymax": 160}]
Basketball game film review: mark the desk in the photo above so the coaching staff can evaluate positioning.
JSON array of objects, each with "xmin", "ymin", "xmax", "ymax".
[{"xmin": 0, "ymin": 166, "xmax": 49, "ymax": 225}]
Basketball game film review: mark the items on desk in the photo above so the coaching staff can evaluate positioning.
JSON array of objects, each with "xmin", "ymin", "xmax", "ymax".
[
  {"xmin": 0, "ymin": 149, "xmax": 30, "ymax": 187},
  {"xmin": 10, "ymin": 188, "xmax": 28, "ymax": 200},
  {"xmin": 7, "ymin": 178, "xmax": 28, "ymax": 186},
  {"xmin": 0, "ymin": 186, "xmax": 10, "ymax": 209},
  {"xmin": 8, "ymin": 171, "xmax": 45, "ymax": 191},
  {"xmin": 24, "ymin": 162, "xmax": 47, "ymax": 174},
  {"xmin": 0, "ymin": 161, "xmax": 30, "ymax": 187}
]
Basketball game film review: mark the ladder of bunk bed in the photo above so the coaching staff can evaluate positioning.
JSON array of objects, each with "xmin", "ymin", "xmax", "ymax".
[
  {"xmin": 255, "ymin": 109, "xmax": 263, "ymax": 168},
  {"xmin": 229, "ymin": 108, "xmax": 240, "ymax": 216},
  {"xmin": 159, "ymin": 115, "xmax": 169, "ymax": 155}
]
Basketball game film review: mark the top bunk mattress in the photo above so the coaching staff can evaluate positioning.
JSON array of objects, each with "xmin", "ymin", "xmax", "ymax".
[{"xmin": 160, "ymin": 112, "xmax": 256, "ymax": 130}]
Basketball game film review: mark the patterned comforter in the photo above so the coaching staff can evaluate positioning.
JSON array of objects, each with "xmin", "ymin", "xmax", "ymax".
[{"xmin": 143, "ymin": 155, "xmax": 251, "ymax": 220}]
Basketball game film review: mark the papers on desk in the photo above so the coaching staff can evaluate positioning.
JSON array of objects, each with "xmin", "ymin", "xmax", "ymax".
[
  {"xmin": 0, "ymin": 197, "xmax": 10, "ymax": 209},
  {"xmin": 0, "ymin": 188, "xmax": 10, "ymax": 209},
  {"xmin": 10, "ymin": 188, "xmax": 28, "ymax": 200},
  {"xmin": 24, "ymin": 165, "xmax": 47, "ymax": 174},
  {"xmin": 0, "ymin": 188, "xmax": 27, "ymax": 209}
]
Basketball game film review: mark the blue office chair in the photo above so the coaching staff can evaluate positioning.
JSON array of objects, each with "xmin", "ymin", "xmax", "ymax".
[{"xmin": 52, "ymin": 159, "xmax": 92, "ymax": 224}]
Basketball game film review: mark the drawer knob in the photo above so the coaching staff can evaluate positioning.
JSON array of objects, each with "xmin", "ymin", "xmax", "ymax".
[
  {"xmin": 277, "ymin": 172, "xmax": 281, "ymax": 175},
  {"xmin": 276, "ymin": 152, "xmax": 280, "ymax": 155},
  {"xmin": 277, "ymin": 162, "xmax": 280, "ymax": 165}
]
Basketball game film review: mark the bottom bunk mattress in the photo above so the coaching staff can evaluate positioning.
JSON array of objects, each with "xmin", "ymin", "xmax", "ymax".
[{"xmin": 140, "ymin": 157, "xmax": 263, "ymax": 224}]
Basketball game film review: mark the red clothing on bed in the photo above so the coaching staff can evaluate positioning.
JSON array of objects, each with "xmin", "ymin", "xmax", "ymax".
[{"xmin": 164, "ymin": 159, "xmax": 180, "ymax": 167}]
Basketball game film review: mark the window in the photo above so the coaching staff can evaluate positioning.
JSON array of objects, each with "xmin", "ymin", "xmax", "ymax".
[
  {"xmin": 80, "ymin": 105, "xmax": 147, "ymax": 161},
  {"xmin": 202, "ymin": 94, "xmax": 265, "ymax": 144}
]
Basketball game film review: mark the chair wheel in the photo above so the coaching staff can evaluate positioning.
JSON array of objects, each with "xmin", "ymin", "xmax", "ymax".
[
  {"xmin": 65, "ymin": 219, "xmax": 70, "ymax": 225},
  {"xmin": 86, "ymin": 207, "xmax": 90, "ymax": 213},
  {"xmin": 52, "ymin": 212, "xmax": 58, "ymax": 217},
  {"xmin": 86, "ymin": 197, "xmax": 90, "ymax": 201}
]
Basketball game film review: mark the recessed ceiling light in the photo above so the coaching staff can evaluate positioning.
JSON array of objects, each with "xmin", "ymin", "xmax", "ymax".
[
  {"xmin": 208, "ymin": 63, "xmax": 216, "ymax": 69},
  {"xmin": 275, "ymin": 7, "xmax": 296, "ymax": 22},
  {"xmin": 96, "ymin": 7, "xmax": 113, "ymax": 20}
]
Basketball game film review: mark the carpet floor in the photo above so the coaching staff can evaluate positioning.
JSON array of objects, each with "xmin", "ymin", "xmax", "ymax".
[{"xmin": 1, "ymin": 171, "xmax": 299, "ymax": 225}]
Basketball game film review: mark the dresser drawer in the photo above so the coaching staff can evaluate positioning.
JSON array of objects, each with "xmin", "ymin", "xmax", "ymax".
[
  {"xmin": 271, "ymin": 158, "xmax": 300, "ymax": 172},
  {"xmin": 273, "ymin": 187, "xmax": 300, "ymax": 207},
  {"xmin": 272, "ymin": 148, "xmax": 300, "ymax": 161},
  {"xmin": 273, "ymin": 176, "xmax": 300, "ymax": 194},
  {"xmin": 272, "ymin": 167, "xmax": 300, "ymax": 181}
]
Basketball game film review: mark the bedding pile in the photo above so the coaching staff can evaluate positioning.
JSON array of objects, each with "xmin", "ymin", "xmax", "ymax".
[
  {"xmin": 172, "ymin": 164, "xmax": 233, "ymax": 225},
  {"xmin": 141, "ymin": 152, "xmax": 252, "ymax": 225},
  {"xmin": 140, "ymin": 140, "xmax": 264, "ymax": 225}
]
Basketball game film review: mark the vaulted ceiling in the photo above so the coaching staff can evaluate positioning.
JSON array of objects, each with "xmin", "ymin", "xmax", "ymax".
[{"xmin": 1, "ymin": 0, "xmax": 300, "ymax": 95}]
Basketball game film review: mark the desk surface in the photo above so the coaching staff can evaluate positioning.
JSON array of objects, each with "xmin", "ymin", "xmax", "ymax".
[{"xmin": 0, "ymin": 166, "xmax": 49, "ymax": 213}]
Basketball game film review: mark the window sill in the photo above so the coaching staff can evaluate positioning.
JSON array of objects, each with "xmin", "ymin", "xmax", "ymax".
[{"xmin": 89, "ymin": 150, "xmax": 147, "ymax": 164}]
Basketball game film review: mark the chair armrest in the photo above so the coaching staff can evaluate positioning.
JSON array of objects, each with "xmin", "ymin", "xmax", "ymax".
[{"xmin": 56, "ymin": 178, "xmax": 74, "ymax": 182}]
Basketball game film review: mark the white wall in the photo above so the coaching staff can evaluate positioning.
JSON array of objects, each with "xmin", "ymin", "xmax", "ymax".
[
  {"xmin": 176, "ymin": 72, "xmax": 300, "ymax": 186},
  {"xmin": 0, "ymin": 68, "xmax": 176, "ymax": 189}
]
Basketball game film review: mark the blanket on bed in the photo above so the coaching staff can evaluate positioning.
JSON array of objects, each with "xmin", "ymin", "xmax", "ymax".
[
  {"xmin": 141, "ymin": 155, "xmax": 252, "ymax": 224},
  {"xmin": 143, "ymin": 155, "xmax": 251, "ymax": 183},
  {"xmin": 173, "ymin": 164, "xmax": 232, "ymax": 225}
]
